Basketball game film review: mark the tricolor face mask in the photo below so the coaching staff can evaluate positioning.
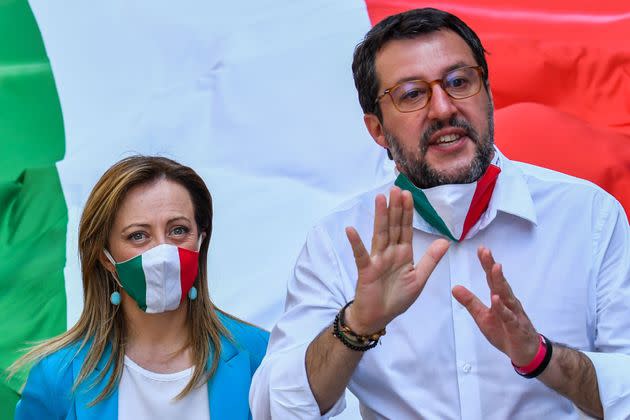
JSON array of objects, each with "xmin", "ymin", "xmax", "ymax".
[{"xmin": 104, "ymin": 237, "xmax": 202, "ymax": 313}]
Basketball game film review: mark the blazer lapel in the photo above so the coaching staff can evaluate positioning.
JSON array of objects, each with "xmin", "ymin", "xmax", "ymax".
[
  {"xmin": 208, "ymin": 335, "xmax": 252, "ymax": 420},
  {"xmin": 70, "ymin": 335, "xmax": 251, "ymax": 419},
  {"xmin": 72, "ymin": 343, "xmax": 118, "ymax": 420}
]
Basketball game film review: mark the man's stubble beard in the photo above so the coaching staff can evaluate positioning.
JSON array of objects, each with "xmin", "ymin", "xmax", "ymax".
[{"xmin": 385, "ymin": 103, "xmax": 495, "ymax": 189}]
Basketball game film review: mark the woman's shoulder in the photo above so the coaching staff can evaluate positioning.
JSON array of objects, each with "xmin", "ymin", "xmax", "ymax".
[
  {"xmin": 216, "ymin": 311, "xmax": 269, "ymax": 360},
  {"xmin": 28, "ymin": 342, "xmax": 81, "ymax": 383},
  {"xmin": 15, "ymin": 343, "xmax": 82, "ymax": 419}
]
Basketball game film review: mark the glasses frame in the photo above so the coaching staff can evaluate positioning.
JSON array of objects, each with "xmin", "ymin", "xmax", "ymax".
[{"xmin": 374, "ymin": 65, "xmax": 484, "ymax": 113}]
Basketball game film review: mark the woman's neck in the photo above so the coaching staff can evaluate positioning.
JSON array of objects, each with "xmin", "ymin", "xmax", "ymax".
[{"xmin": 121, "ymin": 293, "xmax": 193, "ymax": 373}]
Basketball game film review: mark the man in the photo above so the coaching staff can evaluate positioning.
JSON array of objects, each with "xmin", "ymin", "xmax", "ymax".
[{"xmin": 250, "ymin": 8, "xmax": 630, "ymax": 419}]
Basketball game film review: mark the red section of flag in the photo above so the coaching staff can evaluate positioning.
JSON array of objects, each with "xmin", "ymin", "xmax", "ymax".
[
  {"xmin": 495, "ymin": 103, "xmax": 630, "ymax": 216},
  {"xmin": 178, "ymin": 247, "xmax": 199, "ymax": 302},
  {"xmin": 363, "ymin": 1, "xmax": 630, "ymax": 215},
  {"xmin": 461, "ymin": 164, "xmax": 500, "ymax": 241}
]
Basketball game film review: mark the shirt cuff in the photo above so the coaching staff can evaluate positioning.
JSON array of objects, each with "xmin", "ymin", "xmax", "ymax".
[
  {"xmin": 267, "ymin": 343, "xmax": 346, "ymax": 419},
  {"xmin": 582, "ymin": 351, "xmax": 630, "ymax": 418}
]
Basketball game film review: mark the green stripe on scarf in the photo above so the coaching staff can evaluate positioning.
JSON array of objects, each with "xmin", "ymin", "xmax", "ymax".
[{"xmin": 395, "ymin": 174, "xmax": 457, "ymax": 242}]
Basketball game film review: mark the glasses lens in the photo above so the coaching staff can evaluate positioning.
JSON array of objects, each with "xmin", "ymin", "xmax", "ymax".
[
  {"xmin": 443, "ymin": 67, "xmax": 481, "ymax": 99},
  {"xmin": 391, "ymin": 81, "xmax": 430, "ymax": 112}
]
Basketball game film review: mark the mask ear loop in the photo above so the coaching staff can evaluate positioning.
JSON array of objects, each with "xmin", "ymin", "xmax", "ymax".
[
  {"xmin": 188, "ymin": 233, "xmax": 206, "ymax": 302},
  {"xmin": 196, "ymin": 233, "xmax": 206, "ymax": 252},
  {"xmin": 103, "ymin": 249, "xmax": 123, "ymax": 305},
  {"xmin": 103, "ymin": 249, "xmax": 117, "ymax": 265}
]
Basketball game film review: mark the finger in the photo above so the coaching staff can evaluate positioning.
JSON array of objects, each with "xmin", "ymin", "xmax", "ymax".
[
  {"xmin": 478, "ymin": 247, "xmax": 504, "ymax": 298},
  {"xmin": 490, "ymin": 294, "xmax": 518, "ymax": 326},
  {"xmin": 346, "ymin": 227, "xmax": 370, "ymax": 271},
  {"xmin": 388, "ymin": 187, "xmax": 403, "ymax": 245},
  {"xmin": 477, "ymin": 246, "xmax": 496, "ymax": 295},
  {"xmin": 490, "ymin": 263, "xmax": 522, "ymax": 312},
  {"xmin": 371, "ymin": 194, "xmax": 389, "ymax": 253},
  {"xmin": 400, "ymin": 190, "xmax": 414, "ymax": 244},
  {"xmin": 477, "ymin": 246, "xmax": 495, "ymax": 280},
  {"xmin": 452, "ymin": 285, "xmax": 489, "ymax": 321},
  {"xmin": 413, "ymin": 239, "xmax": 449, "ymax": 286}
]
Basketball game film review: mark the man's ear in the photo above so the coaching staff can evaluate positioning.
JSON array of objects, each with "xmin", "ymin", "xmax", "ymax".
[{"xmin": 364, "ymin": 113, "xmax": 390, "ymax": 152}]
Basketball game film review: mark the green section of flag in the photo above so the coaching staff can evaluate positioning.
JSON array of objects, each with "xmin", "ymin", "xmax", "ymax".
[
  {"xmin": 0, "ymin": 169, "xmax": 67, "ymax": 395},
  {"xmin": 395, "ymin": 173, "xmax": 457, "ymax": 242},
  {"xmin": 0, "ymin": 0, "xmax": 67, "ymax": 417},
  {"xmin": 117, "ymin": 256, "xmax": 148, "ymax": 311},
  {"xmin": 0, "ymin": 0, "xmax": 65, "ymax": 183},
  {"xmin": 0, "ymin": 383, "xmax": 18, "ymax": 420}
]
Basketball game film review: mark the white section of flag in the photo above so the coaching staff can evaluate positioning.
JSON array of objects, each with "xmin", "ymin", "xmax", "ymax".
[{"xmin": 30, "ymin": 2, "xmax": 388, "ymax": 417}]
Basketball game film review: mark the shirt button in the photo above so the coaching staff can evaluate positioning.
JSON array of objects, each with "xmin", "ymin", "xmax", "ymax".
[{"xmin": 462, "ymin": 363, "xmax": 472, "ymax": 373}]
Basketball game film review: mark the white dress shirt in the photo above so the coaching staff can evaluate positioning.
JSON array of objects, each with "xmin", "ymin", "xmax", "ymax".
[{"xmin": 250, "ymin": 149, "xmax": 630, "ymax": 419}]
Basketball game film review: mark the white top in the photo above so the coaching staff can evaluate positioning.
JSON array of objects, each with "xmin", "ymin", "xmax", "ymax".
[
  {"xmin": 250, "ymin": 149, "xmax": 630, "ymax": 419},
  {"xmin": 119, "ymin": 356, "xmax": 210, "ymax": 420}
]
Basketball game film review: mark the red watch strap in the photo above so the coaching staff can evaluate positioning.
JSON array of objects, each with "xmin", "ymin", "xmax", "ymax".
[{"xmin": 513, "ymin": 335, "xmax": 547, "ymax": 375}]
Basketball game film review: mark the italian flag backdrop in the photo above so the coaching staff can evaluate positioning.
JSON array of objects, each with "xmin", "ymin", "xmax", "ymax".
[{"xmin": 1, "ymin": 0, "xmax": 628, "ymax": 417}]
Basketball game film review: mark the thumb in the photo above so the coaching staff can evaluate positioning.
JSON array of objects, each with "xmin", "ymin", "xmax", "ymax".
[{"xmin": 414, "ymin": 238, "xmax": 449, "ymax": 285}]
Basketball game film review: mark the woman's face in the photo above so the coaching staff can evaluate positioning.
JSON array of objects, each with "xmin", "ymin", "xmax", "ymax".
[{"xmin": 107, "ymin": 178, "xmax": 199, "ymax": 263}]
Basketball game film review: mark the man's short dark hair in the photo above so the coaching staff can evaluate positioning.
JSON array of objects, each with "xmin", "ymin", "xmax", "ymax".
[{"xmin": 352, "ymin": 8, "xmax": 489, "ymax": 120}]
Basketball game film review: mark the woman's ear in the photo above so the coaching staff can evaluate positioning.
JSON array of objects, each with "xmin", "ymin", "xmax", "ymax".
[{"xmin": 100, "ymin": 249, "xmax": 117, "ymax": 274}]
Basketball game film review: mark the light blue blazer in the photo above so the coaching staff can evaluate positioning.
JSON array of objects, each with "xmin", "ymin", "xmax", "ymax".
[{"xmin": 14, "ymin": 313, "xmax": 269, "ymax": 419}]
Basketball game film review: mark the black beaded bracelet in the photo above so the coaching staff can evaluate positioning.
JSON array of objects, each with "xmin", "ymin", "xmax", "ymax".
[{"xmin": 332, "ymin": 300, "xmax": 385, "ymax": 352}]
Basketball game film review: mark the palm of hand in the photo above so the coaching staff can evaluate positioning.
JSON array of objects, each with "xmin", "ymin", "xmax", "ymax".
[
  {"xmin": 452, "ymin": 248, "xmax": 540, "ymax": 366},
  {"xmin": 345, "ymin": 187, "xmax": 449, "ymax": 335}
]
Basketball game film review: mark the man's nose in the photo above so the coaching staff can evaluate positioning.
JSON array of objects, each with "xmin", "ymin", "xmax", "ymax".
[{"xmin": 426, "ymin": 84, "xmax": 458, "ymax": 121}]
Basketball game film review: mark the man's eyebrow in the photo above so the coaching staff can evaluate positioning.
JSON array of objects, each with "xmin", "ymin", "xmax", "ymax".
[
  {"xmin": 390, "ymin": 61, "xmax": 475, "ymax": 86},
  {"xmin": 443, "ymin": 61, "xmax": 472, "ymax": 74}
]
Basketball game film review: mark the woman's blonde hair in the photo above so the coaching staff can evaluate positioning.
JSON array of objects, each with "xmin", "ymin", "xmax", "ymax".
[{"xmin": 11, "ymin": 155, "xmax": 227, "ymax": 404}]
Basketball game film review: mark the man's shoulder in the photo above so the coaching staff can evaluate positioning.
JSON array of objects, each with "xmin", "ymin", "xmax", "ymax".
[
  {"xmin": 511, "ymin": 159, "xmax": 618, "ymax": 205},
  {"xmin": 314, "ymin": 179, "xmax": 395, "ymax": 230},
  {"xmin": 513, "ymin": 159, "xmax": 595, "ymax": 186}
]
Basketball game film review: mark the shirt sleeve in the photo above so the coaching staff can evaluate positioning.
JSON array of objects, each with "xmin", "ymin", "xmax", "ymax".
[
  {"xmin": 584, "ymin": 196, "xmax": 630, "ymax": 418},
  {"xmin": 249, "ymin": 225, "xmax": 351, "ymax": 419}
]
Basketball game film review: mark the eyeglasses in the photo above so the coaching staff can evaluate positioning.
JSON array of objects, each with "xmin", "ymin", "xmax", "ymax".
[{"xmin": 375, "ymin": 65, "xmax": 484, "ymax": 113}]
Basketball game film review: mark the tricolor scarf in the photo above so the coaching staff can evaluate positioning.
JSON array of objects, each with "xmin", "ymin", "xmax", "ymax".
[
  {"xmin": 105, "ymin": 243, "xmax": 199, "ymax": 313},
  {"xmin": 395, "ymin": 164, "xmax": 501, "ymax": 242}
]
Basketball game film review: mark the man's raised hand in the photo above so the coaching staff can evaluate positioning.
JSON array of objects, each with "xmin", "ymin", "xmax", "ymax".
[
  {"xmin": 345, "ymin": 187, "xmax": 449, "ymax": 335},
  {"xmin": 452, "ymin": 247, "xmax": 540, "ymax": 366}
]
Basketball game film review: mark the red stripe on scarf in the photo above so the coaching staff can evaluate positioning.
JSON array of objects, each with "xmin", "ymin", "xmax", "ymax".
[{"xmin": 460, "ymin": 165, "xmax": 501, "ymax": 240}]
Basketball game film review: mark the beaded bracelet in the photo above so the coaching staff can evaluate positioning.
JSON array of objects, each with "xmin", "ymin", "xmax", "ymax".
[
  {"xmin": 332, "ymin": 300, "xmax": 386, "ymax": 352},
  {"xmin": 512, "ymin": 334, "xmax": 553, "ymax": 378}
]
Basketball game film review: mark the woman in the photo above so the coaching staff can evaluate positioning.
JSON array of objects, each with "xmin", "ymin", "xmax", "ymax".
[{"xmin": 12, "ymin": 156, "xmax": 268, "ymax": 419}]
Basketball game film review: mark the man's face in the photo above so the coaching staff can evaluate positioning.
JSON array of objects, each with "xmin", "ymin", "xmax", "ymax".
[{"xmin": 367, "ymin": 30, "xmax": 495, "ymax": 188}]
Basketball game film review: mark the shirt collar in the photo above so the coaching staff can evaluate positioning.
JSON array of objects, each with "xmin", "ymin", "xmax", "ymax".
[
  {"xmin": 410, "ymin": 147, "xmax": 537, "ymax": 233},
  {"xmin": 488, "ymin": 148, "xmax": 537, "ymax": 225}
]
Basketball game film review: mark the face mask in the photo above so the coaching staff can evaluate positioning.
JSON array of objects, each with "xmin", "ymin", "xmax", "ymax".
[
  {"xmin": 104, "ymin": 238, "xmax": 202, "ymax": 313},
  {"xmin": 395, "ymin": 163, "xmax": 501, "ymax": 242}
]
